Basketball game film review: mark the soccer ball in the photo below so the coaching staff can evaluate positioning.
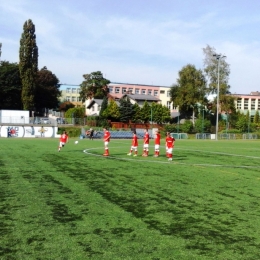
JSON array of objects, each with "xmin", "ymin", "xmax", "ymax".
[{"xmin": 75, "ymin": 141, "xmax": 78, "ymax": 144}]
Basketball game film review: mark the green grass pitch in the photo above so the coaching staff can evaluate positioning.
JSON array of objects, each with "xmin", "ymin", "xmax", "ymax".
[{"xmin": 1, "ymin": 137, "xmax": 260, "ymax": 259}]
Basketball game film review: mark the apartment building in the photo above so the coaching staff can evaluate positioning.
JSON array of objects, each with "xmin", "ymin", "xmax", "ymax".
[
  {"xmin": 60, "ymin": 83, "xmax": 176, "ymax": 116},
  {"xmin": 233, "ymin": 91, "xmax": 260, "ymax": 119},
  {"xmin": 60, "ymin": 84, "xmax": 83, "ymax": 107}
]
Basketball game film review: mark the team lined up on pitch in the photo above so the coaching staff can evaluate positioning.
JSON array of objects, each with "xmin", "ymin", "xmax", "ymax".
[
  {"xmin": 103, "ymin": 128, "xmax": 175, "ymax": 161},
  {"xmin": 58, "ymin": 128, "xmax": 176, "ymax": 161}
]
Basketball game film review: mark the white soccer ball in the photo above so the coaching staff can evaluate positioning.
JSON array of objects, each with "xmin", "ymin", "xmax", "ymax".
[{"xmin": 75, "ymin": 141, "xmax": 78, "ymax": 144}]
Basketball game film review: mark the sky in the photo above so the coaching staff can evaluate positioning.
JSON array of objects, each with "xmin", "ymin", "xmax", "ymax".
[{"xmin": 1, "ymin": 0, "xmax": 260, "ymax": 94}]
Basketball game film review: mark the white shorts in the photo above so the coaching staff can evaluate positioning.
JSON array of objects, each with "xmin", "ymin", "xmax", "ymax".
[
  {"xmin": 166, "ymin": 148, "xmax": 173, "ymax": 154},
  {"xmin": 143, "ymin": 144, "xmax": 149, "ymax": 149},
  {"xmin": 59, "ymin": 142, "xmax": 65, "ymax": 147},
  {"xmin": 155, "ymin": 144, "xmax": 160, "ymax": 150},
  {"xmin": 104, "ymin": 141, "xmax": 109, "ymax": 146},
  {"xmin": 131, "ymin": 146, "xmax": 138, "ymax": 150}
]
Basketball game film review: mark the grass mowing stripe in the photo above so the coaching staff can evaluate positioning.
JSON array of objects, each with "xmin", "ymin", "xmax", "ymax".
[{"xmin": 1, "ymin": 138, "xmax": 260, "ymax": 259}]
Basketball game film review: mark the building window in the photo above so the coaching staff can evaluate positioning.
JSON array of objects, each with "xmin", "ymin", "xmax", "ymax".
[
  {"xmin": 251, "ymin": 99, "xmax": 255, "ymax": 110},
  {"xmin": 66, "ymin": 88, "xmax": 71, "ymax": 93},
  {"xmin": 109, "ymin": 86, "xmax": 113, "ymax": 93},
  {"xmin": 244, "ymin": 98, "xmax": 248, "ymax": 109},
  {"xmin": 160, "ymin": 90, "xmax": 165, "ymax": 94},
  {"xmin": 72, "ymin": 88, "xmax": 76, "ymax": 93},
  {"xmin": 135, "ymin": 89, "xmax": 140, "ymax": 94},
  {"xmin": 115, "ymin": 87, "xmax": 120, "ymax": 93},
  {"xmin": 128, "ymin": 88, "xmax": 133, "ymax": 94},
  {"xmin": 98, "ymin": 105, "xmax": 101, "ymax": 111},
  {"xmin": 237, "ymin": 98, "xmax": 242, "ymax": 109},
  {"xmin": 141, "ymin": 89, "xmax": 146, "ymax": 95},
  {"xmin": 77, "ymin": 97, "xmax": 81, "ymax": 102},
  {"xmin": 154, "ymin": 90, "xmax": 158, "ymax": 96},
  {"xmin": 66, "ymin": 96, "xmax": 71, "ymax": 101},
  {"xmin": 72, "ymin": 96, "xmax": 76, "ymax": 102},
  {"xmin": 92, "ymin": 106, "xmax": 95, "ymax": 111},
  {"xmin": 167, "ymin": 101, "xmax": 171, "ymax": 109},
  {"xmin": 77, "ymin": 88, "xmax": 80, "ymax": 94},
  {"xmin": 122, "ymin": 88, "xmax": 127, "ymax": 94},
  {"xmin": 167, "ymin": 91, "xmax": 170, "ymax": 97},
  {"xmin": 148, "ymin": 89, "xmax": 152, "ymax": 95},
  {"xmin": 258, "ymin": 99, "xmax": 260, "ymax": 110}
]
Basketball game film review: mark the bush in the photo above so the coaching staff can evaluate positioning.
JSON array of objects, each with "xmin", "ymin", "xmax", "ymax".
[{"xmin": 57, "ymin": 127, "xmax": 81, "ymax": 137}]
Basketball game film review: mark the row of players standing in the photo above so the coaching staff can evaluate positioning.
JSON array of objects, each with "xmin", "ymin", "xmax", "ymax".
[{"xmin": 102, "ymin": 128, "xmax": 175, "ymax": 161}]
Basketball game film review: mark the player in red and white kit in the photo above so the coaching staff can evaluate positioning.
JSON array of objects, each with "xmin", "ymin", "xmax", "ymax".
[
  {"xmin": 58, "ymin": 131, "xmax": 69, "ymax": 152},
  {"xmin": 153, "ymin": 130, "xmax": 161, "ymax": 157},
  {"xmin": 142, "ymin": 129, "xmax": 150, "ymax": 157},
  {"xmin": 127, "ymin": 130, "xmax": 138, "ymax": 156},
  {"xmin": 103, "ymin": 127, "xmax": 111, "ymax": 156},
  {"xmin": 165, "ymin": 132, "xmax": 175, "ymax": 161}
]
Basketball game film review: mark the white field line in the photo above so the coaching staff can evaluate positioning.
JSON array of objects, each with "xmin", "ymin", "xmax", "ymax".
[{"xmin": 83, "ymin": 146, "xmax": 260, "ymax": 169}]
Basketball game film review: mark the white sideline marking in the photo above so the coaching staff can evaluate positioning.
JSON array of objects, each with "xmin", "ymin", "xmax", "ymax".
[{"xmin": 83, "ymin": 147, "xmax": 260, "ymax": 169}]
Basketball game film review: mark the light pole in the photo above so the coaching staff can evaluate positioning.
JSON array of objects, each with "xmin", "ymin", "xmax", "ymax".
[{"xmin": 213, "ymin": 53, "xmax": 226, "ymax": 140}]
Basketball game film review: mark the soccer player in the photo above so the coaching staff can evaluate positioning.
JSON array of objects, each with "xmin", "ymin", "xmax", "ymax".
[
  {"xmin": 103, "ymin": 127, "xmax": 111, "ymax": 156},
  {"xmin": 165, "ymin": 132, "xmax": 175, "ymax": 161},
  {"xmin": 127, "ymin": 130, "xmax": 138, "ymax": 156},
  {"xmin": 58, "ymin": 131, "xmax": 69, "ymax": 152},
  {"xmin": 142, "ymin": 129, "xmax": 150, "ymax": 157},
  {"xmin": 154, "ymin": 130, "xmax": 161, "ymax": 157}
]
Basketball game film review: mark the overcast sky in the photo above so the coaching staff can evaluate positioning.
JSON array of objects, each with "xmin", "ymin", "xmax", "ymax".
[{"xmin": 1, "ymin": 0, "xmax": 260, "ymax": 93}]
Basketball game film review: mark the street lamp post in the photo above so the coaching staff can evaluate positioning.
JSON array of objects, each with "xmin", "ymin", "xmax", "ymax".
[{"xmin": 213, "ymin": 53, "xmax": 226, "ymax": 140}]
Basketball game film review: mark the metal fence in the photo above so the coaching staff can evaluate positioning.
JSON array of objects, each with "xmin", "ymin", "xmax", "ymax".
[{"xmin": 242, "ymin": 134, "xmax": 258, "ymax": 139}]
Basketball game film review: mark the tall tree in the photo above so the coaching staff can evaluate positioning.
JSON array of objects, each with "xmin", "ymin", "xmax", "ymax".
[
  {"xmin": 99, "ymin": 96, "xmax": 108, "ymax": 118},
  {"xmin": 141, "ymin": 101, "xmax": 151, "ymax": 123},
  {"xmin": 19, "ymin": 19, "xmax": 38, "ymax": 111},
  {"xmin": 35, "ymin": 66, "xmax": 61, "ymax": 114},
  {"xmin": 151, "ymin": 103, "xmax": 171, "ymax": 124},
  {"xmin": 79, "ymin": 71, "xmax": 110, "ymax": 102},
  {"xmin": 203, "ymin": 45, "xmax": 230, "ymax": 95},
  {"xmin": 254, "ymin": 110, "xmax": 259, "ymax": 124},
  {"xmin": 119, "ymin": 97, "xmax": 133, "ymax": 123},
  {"xmin": 132, "ymin": 103, "xmax": 142, "ymax": 123},
  {"xmin": 170, "ymin": 64, "xmax": 207, "ymax": 124},
  {"xmin": 103, "ymin": 99, "xmax": 120, "ymax": 121},
  {"xmin": 0, "ymin": 61, "xmax": 22, "ymax": 109}
]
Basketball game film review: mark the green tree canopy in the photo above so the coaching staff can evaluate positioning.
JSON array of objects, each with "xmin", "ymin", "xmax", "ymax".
[
  {"xmin": 79, "ymin": 71, "xmax": 110, "ymax": 102},
  {"xmin": 131, "ymin": 103, "xmax": 142, "ymax": 123},
  {"xmin": 99, "ymin": 96, "xmax": 108, "ymax": 118},
  {"xmin": 141, "ymin": 101, "xmax": 151, "ymax": 123},
  {"xmin": 19, "ymin": 19, "xmax": 38, "ymax": 111},
  {"xmin": 203, "ymin": 44, "xmax": 230, "ymax": 95},
  {"xmin": 119, "ymin": 97, "xmax": 133, "ymax": 123},
  {"xmin": 103, "ymin": 99, "xmax": 120, "ymax": 121},
  {"xmin": 170, "ymin": 64, "xmax": 207, "ymax": 123},
  {"xmin": 151, "ymin": 102, "xmax": 171, "ymax": 124},
  {"xmin": 0, "ymin": 61, "xmax": 22, "ymax": 109},
  {"xmin": 35, "ymin": 66, "xmax": 61, "ymax": 114}
]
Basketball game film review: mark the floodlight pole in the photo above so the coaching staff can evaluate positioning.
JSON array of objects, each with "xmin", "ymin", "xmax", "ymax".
[{"xmin": 213, "ymin": 53, "xmax": 226, "ymax": 140}]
